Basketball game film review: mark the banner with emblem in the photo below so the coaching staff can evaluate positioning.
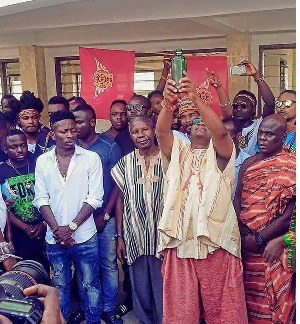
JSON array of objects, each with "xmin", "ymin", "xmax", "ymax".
[
  {"xmin": 186, "ymin": 56, "xmax": 228, "ymax": 116},
  {"xmin": 79, "ymin": 47, "xmax": 135, "ymax": 119}
]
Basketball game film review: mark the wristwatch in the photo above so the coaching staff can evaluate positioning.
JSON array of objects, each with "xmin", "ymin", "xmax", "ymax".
[
  {"xmin": 68, "ymin": 221, "xmax": 78, "ymax": 231},
  {"xmin": 103, "ymin": 213, "xmax": 111, "ymax": 221}
]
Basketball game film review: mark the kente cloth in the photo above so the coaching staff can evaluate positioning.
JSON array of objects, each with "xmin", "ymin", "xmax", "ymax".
[
  {"xmin": 111, "ymin": 149, "xmax": 165, "ymax": 265},
  {"xmin": 240, "ymin": 151, "xmax": 296, "ymax": 324},
  {"xmin": 158, "ymin": 137, "xmax": 241, "ymax": 260}
]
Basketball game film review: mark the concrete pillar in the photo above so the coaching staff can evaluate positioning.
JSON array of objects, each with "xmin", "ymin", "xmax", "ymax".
[
  {"xmin": 19, "ymin": 46, "xmax": 48, "ymax": 126},
  {"xmin": 227, "ymin": 33, "xmax": 252, "ymax": 99}
]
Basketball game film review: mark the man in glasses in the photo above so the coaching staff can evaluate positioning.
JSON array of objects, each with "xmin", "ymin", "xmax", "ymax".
[
  {"xmin": 207, "ymin": 61, "xmax": 275, "ymax": 156},
  {"xmin": 275, "ymin": 90, "xmax": 296, "ymax": 154},
  {"xmin": 156, "ymin": 73, "xmax": 247, "ymax": 324},
  {"xmin": 115, "ymin": 95, "xmax": 150, "ymax": 156}
]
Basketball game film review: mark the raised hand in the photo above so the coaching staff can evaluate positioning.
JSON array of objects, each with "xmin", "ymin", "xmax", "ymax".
[
  {"xmin": 178, "ymin": 71, "xmax": 198, "ymax": 102},
  {"xmin": 239, "ymin": 60, "xmax": 259, "ymax": 77},
  {"xmin": 206, "ymin": 67, "xmax": 222, "ymax": 88},
  {"xmin": 164, "ymin": 75, "xmax": 180, "ymax": 104}
]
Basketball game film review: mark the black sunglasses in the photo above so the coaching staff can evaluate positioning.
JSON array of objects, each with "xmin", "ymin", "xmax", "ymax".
[
  {"xmin": 232, "ymin": 102, "xmax": 249, "ymax": 110},
  {"xmin": 126, "ymin": 104, "xmax": 146, "ymax": 111}
]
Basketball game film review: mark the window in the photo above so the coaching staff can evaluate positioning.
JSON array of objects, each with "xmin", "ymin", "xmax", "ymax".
[
  {"xmin": 279, "ymin": 59, "xmax": 288, "ymax": 93},
  {"xmin": 259, "ymin": 44, "xmax": 296, "ymax": 98},
  {"xmin": 55, "ymin": 48, "xmax": 226, "ymax": 99},
  {"xmin": 0, "ymin": 59, "xmax": 22, "ymax": 99},
  {"xmin": 55, "ymin": 56, "xmax": 81, "ymax": 98}
]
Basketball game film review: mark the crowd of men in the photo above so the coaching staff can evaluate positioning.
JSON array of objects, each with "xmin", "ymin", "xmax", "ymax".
[{"xmin": 0, "ymin": 59, "xmax": 296, "ymax": 324}]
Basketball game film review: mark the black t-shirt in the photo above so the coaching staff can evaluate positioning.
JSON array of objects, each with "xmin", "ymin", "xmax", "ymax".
[
  {"xmin": 0, "ymin": 150, "xmax": 7, "ymax": 163},
  {"xmin": 115, "ymin": 128, "xmax": 135, "ymax": 157},
  {"xmin": 0, "ymin": 153, "xmax": 41, "ymax": 224}
]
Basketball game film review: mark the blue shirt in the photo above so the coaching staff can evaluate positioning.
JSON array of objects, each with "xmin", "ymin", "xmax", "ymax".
[{"xmin": 79, "ymin": 134, "xmax": 123, "ymax": 214}]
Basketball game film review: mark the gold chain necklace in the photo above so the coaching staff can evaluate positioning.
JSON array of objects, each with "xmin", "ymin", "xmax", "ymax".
[
  {"xmin": 55, "ymin": 151, "xmax": 72, "ymax": 182},
  {"xmin": 7, "ymin": 159, "xmax": 31, "ymax": 190}
]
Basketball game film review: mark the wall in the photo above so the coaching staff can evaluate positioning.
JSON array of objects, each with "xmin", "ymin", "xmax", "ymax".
[{"xmin": 0, "ymin": 30, "xmax": 296, "ymax": 131}]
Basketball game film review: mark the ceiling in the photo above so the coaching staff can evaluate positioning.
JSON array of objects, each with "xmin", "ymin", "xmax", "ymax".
[{"xmin": 0, "ymin": 0, "xmax": 296, "ymax": 49}]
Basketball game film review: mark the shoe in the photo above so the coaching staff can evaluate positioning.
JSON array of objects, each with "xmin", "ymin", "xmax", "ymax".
[
  {"xmin": 101, "ymin": 311, "xmax": 124, "ymax": 324},
  {"xmin": 68, "ymin": 310, "xmax": 85, "ymax": 324},
  {"xmin": 116, "ymin": 303, "xmax": 132, "ymax": 318}
]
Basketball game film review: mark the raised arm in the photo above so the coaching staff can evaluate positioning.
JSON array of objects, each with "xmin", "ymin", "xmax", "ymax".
[
  {"xmin": 206, "ymin": 68, "xmax": 232, "ymax": 118},
  {"xmin": 156, "ymin": 55, "xmax": 171, "ymax": 93},
  {"xmin": 240, "ymin": 61, "xmax": 275, "ymax": 117},
  {"xmin": 178, "ymin": 73, "xmax": 233, "ymax": 160},
  {"xmin": 155, "ymin": 77, "xmax": 178, "ymax": 161}
]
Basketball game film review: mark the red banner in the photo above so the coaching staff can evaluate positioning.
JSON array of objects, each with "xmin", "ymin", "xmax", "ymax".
[
  {"xmin": 79, "ymin": 47, "xmax": 135, "ymax": 119},
  {"xmin": 186, "ymin": 56, "xmax": 228, "ymax": 116}
]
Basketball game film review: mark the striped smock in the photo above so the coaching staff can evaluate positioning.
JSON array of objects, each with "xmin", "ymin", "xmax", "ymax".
[{"xmin": 111, "ymin": 149, "xmax": 164, "ymax": 265}]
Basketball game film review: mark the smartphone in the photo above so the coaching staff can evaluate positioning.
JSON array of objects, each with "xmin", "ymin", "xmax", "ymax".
[{"xmin": 229, "ymin": 65, "xmax": 246, "ymax": 75}]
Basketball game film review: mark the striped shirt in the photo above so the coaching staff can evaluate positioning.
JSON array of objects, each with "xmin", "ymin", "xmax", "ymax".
[{"xmin": 111, "ymin": 149, "xmax": 164, "ymax": 265}]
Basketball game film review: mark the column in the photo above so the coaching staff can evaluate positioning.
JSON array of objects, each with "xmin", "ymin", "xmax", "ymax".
[
  {"xmin": 227, "ymin": 33, "xmax": 252, "ymax": 99},
  {"xmin": 19, "ymin": 46, "xmax": 48, "ymax": 126}
]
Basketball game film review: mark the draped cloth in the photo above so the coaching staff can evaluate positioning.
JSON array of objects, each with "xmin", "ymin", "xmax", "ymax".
[
  {"xmin": 158, "ymin": 137, "xmax": 240, "ymax": 259},
  {"xmin": 240, "ymin": 151, "xmax": 296, "ymax": 323}
]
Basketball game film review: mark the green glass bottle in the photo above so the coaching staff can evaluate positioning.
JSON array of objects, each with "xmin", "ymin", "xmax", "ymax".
[{"xmin": 171, "ymin": 49, "xmax": 187, "ymax": 87}]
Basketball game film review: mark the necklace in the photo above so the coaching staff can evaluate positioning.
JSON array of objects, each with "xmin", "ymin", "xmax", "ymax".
[
  {"xmin": 7, "ymin": 159, "xmax": 32, "ymax": 190},
  {"xmin": 55, "ymin": 151, "xmax": 73, "ymax": 182}
]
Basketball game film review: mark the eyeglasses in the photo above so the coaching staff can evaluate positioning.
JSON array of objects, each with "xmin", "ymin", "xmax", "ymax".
[
  {"xmin": 192, "ymin": 117, "xmax": 203, "ymax": 125},
  {"xmin": 126, "ymin": 104, "xmax": 146, "ymax": 111},
  {"xmin": 275, "ymin": 100, "xmax": 296, "ymax": 109},
  {"xmin": 232, "ymin": 102, "xmax": 249, "ymax": 110}
]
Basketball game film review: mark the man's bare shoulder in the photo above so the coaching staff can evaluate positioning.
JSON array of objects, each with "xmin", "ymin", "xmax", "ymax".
[{"xmin": 240, "ymin": 153, "xmax": 263, "ymax": 173}]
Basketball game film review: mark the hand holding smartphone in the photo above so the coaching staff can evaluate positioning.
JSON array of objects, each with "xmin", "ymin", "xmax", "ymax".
[{"xmin": 229, "ymin": 65, "xmax": 246, "ymax": 75}]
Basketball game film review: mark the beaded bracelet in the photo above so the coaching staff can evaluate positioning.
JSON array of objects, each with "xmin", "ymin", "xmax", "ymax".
[{"xmin": 161, "ymin": 99, "xmax": 177, "ymax": 112}]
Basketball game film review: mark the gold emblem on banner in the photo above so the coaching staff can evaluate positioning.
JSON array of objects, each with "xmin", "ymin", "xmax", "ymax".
[{"xmin": 92, "ymin": 58, "xmax": 113, "ymax": 99}]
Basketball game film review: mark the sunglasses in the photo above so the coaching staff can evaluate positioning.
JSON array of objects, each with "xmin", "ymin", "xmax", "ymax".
[
  {"xmin": 232, "ymin": 102, "xmax": 249, "ymax": 110},
  {"xmin": 275, "ymin": 100, "xmax": 296, "ymax": 109},
  {"xmin": 192, "ymin": 117, "xmax": 203, "ymax": 125},
  {"xmin": 126, "ymin": 104, "xmax": 146, "ymax": 111}
]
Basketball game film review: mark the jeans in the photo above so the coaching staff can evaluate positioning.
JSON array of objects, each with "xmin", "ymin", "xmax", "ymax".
[
  {"xmin": 98, "ymin": 217, "xmax": 119, "ymax": 313},
  {"xmin": 46, "ymin": 234, "xmax": 101, "ymax": 324}
]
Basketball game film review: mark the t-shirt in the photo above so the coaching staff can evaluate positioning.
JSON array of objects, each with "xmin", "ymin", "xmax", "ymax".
[
  {"xmin": 0, "ymin": 150, "xmax": 7, "ymax": 164},
  {"xmin": 115, "ymin": 128, "xmax": 135, "ymax": 157},
  {"xmin": 0, "ymin": 153, "xmax": 41, "ymax": 224},
  {"xmin": 78, "ymin": 134, "xmax": 122, "ymax": 214},
  {"xmin": 283, "ymin": 132, "xmax": 296, "ymax": 154},
  {"xmin": 237, "ymin": 117, "xmax": 262, "ymax": 157}
]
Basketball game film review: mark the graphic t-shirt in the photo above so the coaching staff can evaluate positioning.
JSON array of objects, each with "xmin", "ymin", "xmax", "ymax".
[{"xmin": 0, "ymin": 154, "xmax": 41, "ymax": 224}]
